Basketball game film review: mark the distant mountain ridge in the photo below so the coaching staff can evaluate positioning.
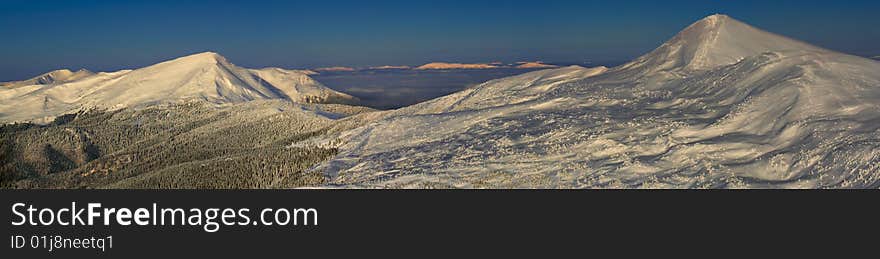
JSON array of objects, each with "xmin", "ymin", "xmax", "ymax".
[
  {"xmin": 1, "ymin": 69, "xmax": 94, "ymax": 89},
  {"xmin": 515, "ymin": 62, "xmax": 559, "ymax": 68},
  {"xmin": 415, "ymin": 62, "xmax": 499, "ymax": 70}
]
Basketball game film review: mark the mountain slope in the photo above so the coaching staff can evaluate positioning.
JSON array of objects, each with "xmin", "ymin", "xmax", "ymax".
[
  {"xmin": 315, "ymin": 15, "xmax": 880, "ymax": 189},
  {"xmin": 0, "ymin": 52, "xmax": 357, "ymax": 123}
]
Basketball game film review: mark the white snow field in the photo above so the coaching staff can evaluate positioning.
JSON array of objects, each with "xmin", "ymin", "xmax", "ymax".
[
  {"xmin": 0, "ymin": 52, "xmax": 356, "ymax": 123},
  {"xmin": 316, "ymin": 15, "xmax": 880, "ymax": 188}
]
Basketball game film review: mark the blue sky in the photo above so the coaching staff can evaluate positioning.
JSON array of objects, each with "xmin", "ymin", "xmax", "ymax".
[{"xmin": 1, "ymin": 0, "xmax": 878, "ymax": 80}]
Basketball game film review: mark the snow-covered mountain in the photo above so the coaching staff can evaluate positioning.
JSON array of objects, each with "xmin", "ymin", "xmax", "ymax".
[
  {"xmin": 316, "ymin": 14, "xmax": 880, "ymax": 188},
  {"xmin": 0, "ymin": 52, "xmax": 357, "ymax": 123}
]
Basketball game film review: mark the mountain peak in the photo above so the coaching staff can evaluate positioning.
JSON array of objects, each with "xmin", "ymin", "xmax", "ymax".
[
  {"xmin": 174, "ymin": 51, "xmax": 228, "ymax": 63},
  {"xmin": 192, "ymin": 51, "xmax": 222, "ymax": 58},
  {"xmin": 140, "ymin": 52, "xmax": 234, "ymax": 74},
  {"xmin": 625, "ymin": 14, "xmax": 824, "ymax": 71},
  {"xmin": 697, "ymin": 13, "xmax": 731, "ymax": 25},
  {"xmin": 48, "ymin": 68, "xmax": 74, "ymax": 74},
  {"xmin": 678, "ymin": 14, "xmax": 740, "ymax": 40}
]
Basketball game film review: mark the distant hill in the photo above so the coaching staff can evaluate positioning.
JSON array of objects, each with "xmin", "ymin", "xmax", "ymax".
[{"xmin": 514, "ymin": 62, "xmax": 559, "ymax": 68}]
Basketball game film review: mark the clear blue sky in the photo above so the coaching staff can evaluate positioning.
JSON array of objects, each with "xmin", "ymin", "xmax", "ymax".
[{"xmin": 1, "ymin": 0, "xmax": 878, "ymax": 80}]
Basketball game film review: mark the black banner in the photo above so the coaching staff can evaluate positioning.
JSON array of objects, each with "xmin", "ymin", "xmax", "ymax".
[{"xmin": 1, "ymin": 190, "xmax": 876, "ymax": 257}]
